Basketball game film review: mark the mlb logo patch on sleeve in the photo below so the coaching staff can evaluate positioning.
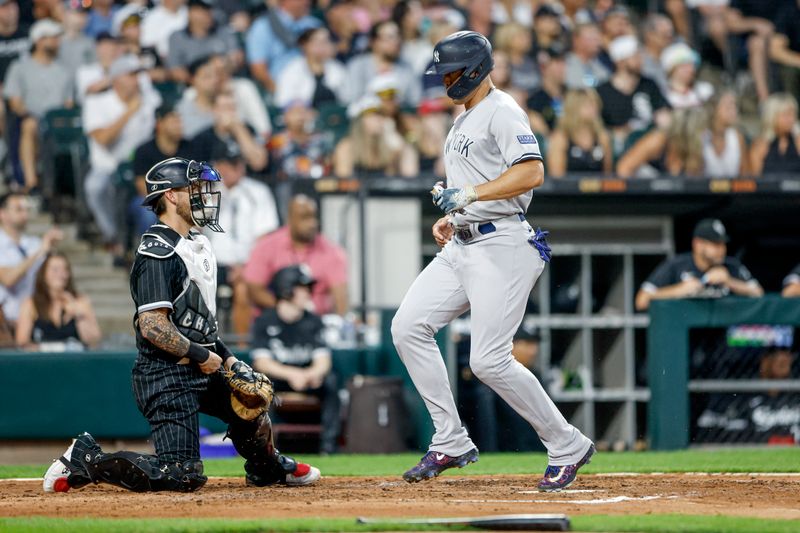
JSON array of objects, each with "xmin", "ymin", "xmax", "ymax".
[{"xmin": 517, "ymin": 135, "xmax": 537, "ymax": 144}]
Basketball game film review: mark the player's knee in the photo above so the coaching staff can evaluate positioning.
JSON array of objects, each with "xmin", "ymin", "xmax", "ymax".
[
  {"xmin": 469, "ymin": 358, "xmax": 495, "ymax": 382},
  {"xmin": 391, "ymin": 311, "xmax": 432, "ymax": 348}
]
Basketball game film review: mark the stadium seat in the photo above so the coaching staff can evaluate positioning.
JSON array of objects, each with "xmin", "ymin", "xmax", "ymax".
[
  {"xmin": 316, "ymin": 103, "xmax": 349, "ymax": 144},
  {"xmin": 40, "ymin": 107, "xmax": 89, "ymax": 221}
]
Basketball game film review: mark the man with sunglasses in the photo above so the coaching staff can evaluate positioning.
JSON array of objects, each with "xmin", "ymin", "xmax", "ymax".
[{"xmin": 43, "ymin": 157, "xmax": 320, "ymax": 494}]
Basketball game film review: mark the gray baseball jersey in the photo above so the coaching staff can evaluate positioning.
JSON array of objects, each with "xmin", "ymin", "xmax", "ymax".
[{"xmin": 445, "ymin": 89, "xmax": 543, "ymax": 225}]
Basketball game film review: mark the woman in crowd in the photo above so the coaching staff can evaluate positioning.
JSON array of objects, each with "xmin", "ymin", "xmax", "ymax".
[
  {"xmin": 490, "ymin": 50, "xmax": 529, "ymax": 108},
  {"xmin": 15, "ymin": 253, "xmax": 101, "ymax": 350},
  {"xmin": 394, "ymin": 0, "xmax": 432, "ymax": 77},
  {"xmin": 547, "ymin": 89, "xmax": 612, "ymax": 177},
  {"xmin": 333, "ymin": 95, "xmax": 418, "ymax": 178},
  {"xmin": 493, "ymin": 22, "xmax": 540, "ymax": 96},
  {"xmin": 750, "ymin": 93, "xmax": 800, "ymax": 176},
  {"xmin": 701, "ymin": 90, "xmax": 749, "ymax": 178},
  {"xmin": 616, "ymin": 108, "xmax": 706, "ymax": 178},
  {"xmin": 661, "ymin": 42, "xmax": 713, "ymax": 109}
]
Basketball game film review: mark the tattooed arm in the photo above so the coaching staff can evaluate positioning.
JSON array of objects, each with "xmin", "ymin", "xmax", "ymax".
[{"xmin": 138, "ymin": 308, "xmax": 222, "ymax": 373}]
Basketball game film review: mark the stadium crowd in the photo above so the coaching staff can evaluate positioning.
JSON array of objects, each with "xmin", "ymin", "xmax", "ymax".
[{"xmin": 0, "ymin": 0, "xmax": 798, "ymax": 452}]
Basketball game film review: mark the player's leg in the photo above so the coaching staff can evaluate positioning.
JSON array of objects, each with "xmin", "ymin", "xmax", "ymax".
[
  {"xmin": 391, "ymin": 245, "xmax": 473, "ymax": 456},
  {"xmin": 200, "ymin": 371, "xmax": 320, "ymax": 486},
  {"xmin": 44, "ymin": 360, "xmax": 210, "ymax": 494},
  {"xmin": 43, "ymin": 431, "xmax": 207, "ymax": 493},
  {"xmin": 465, "ymin": 231, "xmax": 593, "ymax": 468}
]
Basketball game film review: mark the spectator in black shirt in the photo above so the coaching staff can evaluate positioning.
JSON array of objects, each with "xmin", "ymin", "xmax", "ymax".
[
  {"xmin": 783, "ymin": 264, "xmax": 800, "ymax": 297},
  {"xmin": 770, "ymin": 0, "xmax": 800, "ymax": 99},
  {"xmin": 749, "ymin": 93, "xmax": 800, "ymax": 176},
  {"xmin": 528, "ymin": 47, "xmax": 566, "ymax": 135},
  {"xmin": 188, "ymin": 90, "xmax": 267, "ymax": 173},
  {"xmin": 0, "ymin": 0, "xmax": 28, "ymax": 84},
  {"xmin": 250, "ymin": 265, "xmax": 339, "ymax": 454},
  {"xmin": 547, "ymin": 88, "xmax": 611, "ymax": 177},
  {"xmin": 130, "ymin": 103, "xmax": 192, "ymax": 245},
  {"xmin": 596, "ymin": 35, "xmax": 671, "ymax": 156},
  {"xmin": 635, "ymin": 218, "xmax": 763, "ymax": 311}
]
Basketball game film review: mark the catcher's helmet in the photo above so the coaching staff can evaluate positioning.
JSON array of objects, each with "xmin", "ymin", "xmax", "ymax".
[
  {"xmin": 269, "ymin": 264, "xmax": 316, "ymax": 301},
  {"xmin": 425, "ymin": 31, "xmax": 494, "ymax": 100},
  {"xmin": 142, "ymin": 157, "xmax": 224, "ymax": 232}
]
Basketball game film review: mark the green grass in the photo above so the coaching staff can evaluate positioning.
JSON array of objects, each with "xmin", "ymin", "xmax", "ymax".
[
  {"xmin": 4, "ymin": 448, "xmax": 800, "ymax": 479},
  {"xmin": 1, "ymin": 515, "xmax": 798, "ymax": 533}
]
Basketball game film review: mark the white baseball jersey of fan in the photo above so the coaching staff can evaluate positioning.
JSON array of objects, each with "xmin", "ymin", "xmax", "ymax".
[
  {"xmin": 392, "ymin": 88, "xmax": 593, "ymax": 466},
  {"xmin": 445, "ymin": 89, "xmax": 541, "ymax": 224}
]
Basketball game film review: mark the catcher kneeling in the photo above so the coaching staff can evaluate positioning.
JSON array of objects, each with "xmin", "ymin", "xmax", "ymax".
[{"xmin": 43, "ymin": 158, "xmax": 320, "ymax": 493}]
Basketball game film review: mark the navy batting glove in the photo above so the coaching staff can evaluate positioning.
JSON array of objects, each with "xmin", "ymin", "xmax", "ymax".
[
  {"xmin": 435, "ymin": 186, "xmax": 478, "ymax": 214},
  {"xmin": 529, "ymin": 227, "xmax": 551, "ymax": 263}
]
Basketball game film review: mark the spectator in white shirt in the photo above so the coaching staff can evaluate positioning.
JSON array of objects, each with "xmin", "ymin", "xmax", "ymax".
[
  {"xmin": 83, "ymin": 55, "xmax": 161, "ymax": 258},
  {"xmin": 140, "ymin": 0, "xmax": 188, "ymax": 60},
  {"xmin": 274, "ymin": 26, "xmax": 346, "ymax": 109},
  {"xmin": 206, "ymin": 143, "xmax": 279, "ymax": 338},
  {"xmin": 75, "ymin": 32, "xmax": 121, "ymax": 103},
  {"xmin": 0, "ymin": 192, "xmax": 63, "ymax": 325}
]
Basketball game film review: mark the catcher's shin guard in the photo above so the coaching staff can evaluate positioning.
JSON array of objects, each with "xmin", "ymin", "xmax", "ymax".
[
  {"xmin": 86, "ymin": 452, "xmax": 207, "ymax": 493},
  {"xmin": 228, "ymin": 412, "xmax": 297, "ymax": 486}
]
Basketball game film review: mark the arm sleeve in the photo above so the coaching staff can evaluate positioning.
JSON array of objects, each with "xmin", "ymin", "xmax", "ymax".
[
  {"xmin": 3, "ymin": 60, "xmax": 21, "ymax": 100},
  {"xmin": 249, "ymin": 316, "xmax": 275, "ymax": 360},
  {"xmin": 784, "ymin": 264, "xmax": 800, "ymax": 287},
  {"xmin": 248, "ymin": 186, "xmax": 280, "ymax": 252},
  {"xmin": 326, "ymin": 243, "xmax": 348, "ymax": 286},
  {"xmin": 310, "ymin": 315, "xmax": 330, "ymax": 359},
  {"xmin": 640, "ymin": 259, "xmax": 677, "ymax": 293},
  {"xmin": 166, "ymin": 33, "xmax": 182, "ymax": 68},
  {"xmin": 646, "ymin": 79, "xmax": 671, "ymax": 111},
  {"xmin": 131, "ymin": 255, "xmax": 183, "ymax": 313},
  {"xmin": 245, "ymin": 19, "xmax": 270, "ymax": 64},
  {"xmin": 728, "ymin": 259, "xmax": 759, "ymax": 284},
  {"xmin": 488, "ymin": 101, "xmax": 543, "ymax": 168},
  {"xmin": 132, "ymin": 144, "xmax": 150, "ymax": 176}
]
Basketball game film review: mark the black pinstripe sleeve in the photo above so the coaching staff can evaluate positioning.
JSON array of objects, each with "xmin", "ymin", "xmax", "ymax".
[{"xmin": 130, "ymin": 254, "xmax": 186, "ymax": 314}]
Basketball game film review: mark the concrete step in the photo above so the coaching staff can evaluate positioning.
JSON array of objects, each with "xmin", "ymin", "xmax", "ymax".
[
  {"xmin": 89, "ymin": 293, "xmax": 135, "ymax": 309},
  {"xmin": 98, "ymin": 316, "xmax": 135, "ymax": 336}
]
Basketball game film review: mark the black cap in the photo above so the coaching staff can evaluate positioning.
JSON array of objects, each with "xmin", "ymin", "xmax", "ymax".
[
  {"xmin": 95, "ymin": 31, "xmax": 117, "ymax": 43},
  {"xmin": 514, "ymin": 322, "xmax": 540, "ymax": 342},
  {"xmin": 693, "ymin": 218, "xmax": 730, "ymax": 243},
  {"xmin": 155, "ymin": 102, "xmax": 178, "ymax": 120},
  {"xmin": 535, "ymin": 4, "xmax": 560, "ymax": 19},
  {"xmin": 210, "ymin": 141, "xmax": 243, "ymax": 163},
  {"xmin": 188, "ymin": 0, "xmax": 214, "ymax": 9}
]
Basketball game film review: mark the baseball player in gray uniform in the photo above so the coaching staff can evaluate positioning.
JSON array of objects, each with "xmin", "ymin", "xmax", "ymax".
[{"xmin": 392, "ymin": 31, "xmax": 595, "ymax": 491}]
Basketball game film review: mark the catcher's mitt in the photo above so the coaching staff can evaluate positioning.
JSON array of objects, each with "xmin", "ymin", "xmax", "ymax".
[{"xmin": 220, "ymin": 361, "xmax": 274, "ymax": 420}]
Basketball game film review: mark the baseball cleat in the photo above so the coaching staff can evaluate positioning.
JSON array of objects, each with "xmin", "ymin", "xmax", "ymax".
[
  {"xmin": 537, "ymin": 443, "xmax": 596, "ymax": 492},
  {"xmin": 402, "ymin": 448, "xmax": 479, "ymax": 483},
  {"xmin": 43, "ymin": 432, "xmax": 102, "ymax": 493},
  {"xmin": 285, "ymin": 463, "xmax": 321, "ymax": 486}
]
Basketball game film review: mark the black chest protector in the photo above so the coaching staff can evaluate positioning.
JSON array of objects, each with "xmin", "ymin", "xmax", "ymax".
[{"xmin": 136, "ymin": 225, "xmax": 219, "ymax": 353}]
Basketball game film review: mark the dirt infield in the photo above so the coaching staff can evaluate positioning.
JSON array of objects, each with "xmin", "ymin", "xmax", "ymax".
[{"xmin": 2, "ymin": 474, "xmax": 799, "ymax": 521}]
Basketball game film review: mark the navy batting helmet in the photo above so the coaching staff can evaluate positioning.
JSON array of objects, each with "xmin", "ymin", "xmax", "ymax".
[
  {"xmin": 269, "ymin": 264, "xmax": 316, "ymax": 301},
  {"xmin": 425, "ymin": 31, "xmax": 494, "ymax": 100},
  {"xmin": 142, "ymin": 157, "xmax": 224, "ymax": 232}
]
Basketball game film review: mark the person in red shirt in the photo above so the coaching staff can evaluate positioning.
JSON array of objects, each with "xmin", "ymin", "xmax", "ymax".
[{"xmin": 244, "ymin": 194, "xmax": 348, "ymax": 317}]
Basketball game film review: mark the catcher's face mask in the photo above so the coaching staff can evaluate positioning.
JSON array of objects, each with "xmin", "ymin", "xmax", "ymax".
[{"xmin": 187, "ymin": 160, "xmax": 223, "ymax": 233}]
